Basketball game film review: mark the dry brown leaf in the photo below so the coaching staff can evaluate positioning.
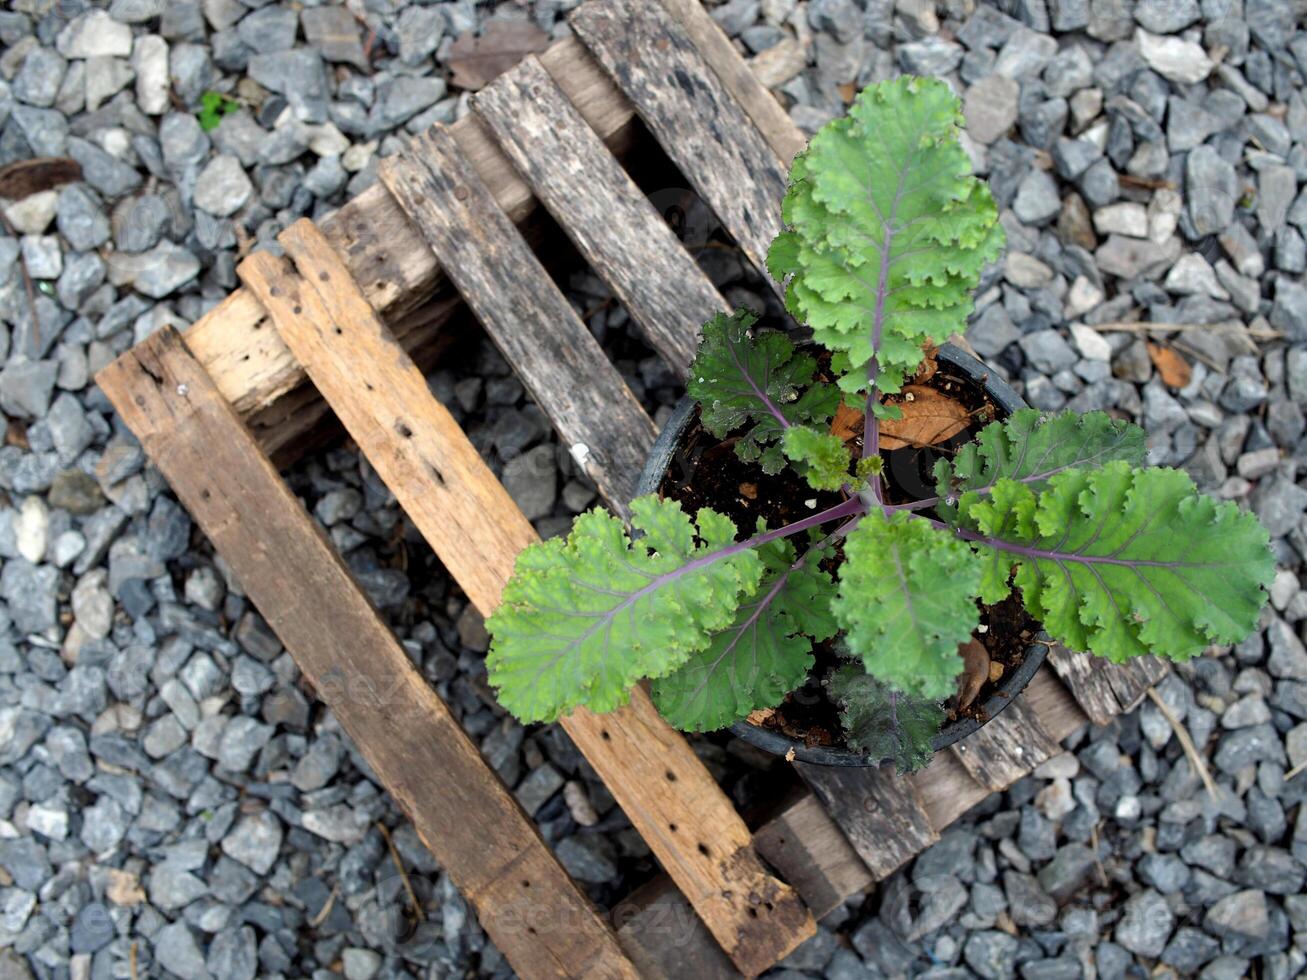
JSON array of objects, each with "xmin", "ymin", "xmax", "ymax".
[
  {"xmin": 911, "ymin": 345, "xmax": 939, "ymax": 383},
  {"xmin": 105, "ymin": 869, "xmax": 146, "ymax": 907},
  {"xmin": 1147, "ymin": 342, "xmax": 1193, "ymax": 389},
  {"xmin": 880, "ymin": 385, "xmax": 972, "ymax": 450},
  {"xmin": 829, "ymin": 399, "xmax": 864, "ymax": 444},
  {"xmin": 956, "ymin": 638, "xmax": 990, "ymax": 712},
  {"xmin": 837, "ymin": 82, "xmax": 857, "ymax": 103},
  {"xmin": 0, "ymin": 157, "xmax": 82, "ymax": 200},
  {"xmin": 448, "ymin": 21, "xmax": 549, "ymax": 91}
]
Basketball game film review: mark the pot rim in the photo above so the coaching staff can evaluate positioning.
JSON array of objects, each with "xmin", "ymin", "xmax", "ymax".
[{"xmin": 634, "ymin": 341, "xmax": 1050, "ymax": 767}]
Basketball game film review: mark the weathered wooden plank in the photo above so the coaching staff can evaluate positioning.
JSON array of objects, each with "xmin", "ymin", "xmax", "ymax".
[
  {"xmin": 1102, "ymin": 656, "xmax": 1170, "ymax": 713},
  {"xmin": 161, "ymin": 37, "xmax": 641, "ymax": 461},
  {"xmin": 568, "ymin": 687, "xmax": 815, "ymax": 976},
  {"xmin": 948, "ymin": 696, "xmax": 1061, "ymax": 792},
  {"xmin": 96, "ymin": 328, "xmax": 638, "ymax": 980},
  {"xmin": 659, "ymin": 0, "xmax": 807, "ymax": 166},
  {"xmin": 247, "ymin": 224, "xmax": 815, "ymax": 977},
  {"xmin": 1048, "ymin": 645, "xmax": 1124, "ymax": 727},
  {"xmin": 753, "ymin": 792, "xmax": 874, "ymax": 918},
  {"xmin": 474, "ymin": 56, "xmax": 726, "ymax": 375},
  {"xmin": 379, "ymin": 127, "xmax": 656, "ymax": 512},
  {"xmin": 238, "ymin": 222, "xmax": 536, "ymax": 614},
  {"xmin": 794, "ymin": 763, "xmax": 940, "ymax": 881},
  {"xmin": 571, "ymin": 0, "xmax": 788, "ymax": 295}
]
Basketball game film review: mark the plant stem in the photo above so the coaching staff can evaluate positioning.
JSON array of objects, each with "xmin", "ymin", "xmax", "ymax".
[
  {"xmin": 726, "ymin": 323, "xmax": 791, "ymax": 430},
  {"xmin": 861, "ymin": 223, "xmax": 895, "ymax": 506},
  {"xmin": 671, "ymin": 495, "xmax": 867, "ymax": 583}
]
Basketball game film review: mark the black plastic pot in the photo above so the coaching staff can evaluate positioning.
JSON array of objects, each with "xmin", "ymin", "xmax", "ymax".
[{"xmin": 636, "ymin": 342, "xmax": 1051, "ymax": 767}]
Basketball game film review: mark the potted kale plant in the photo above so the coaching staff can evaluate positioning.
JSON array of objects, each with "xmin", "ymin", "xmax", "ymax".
[{"xmin": 485, "ymin": 78, "xmax": 1275, "ymax": 772}]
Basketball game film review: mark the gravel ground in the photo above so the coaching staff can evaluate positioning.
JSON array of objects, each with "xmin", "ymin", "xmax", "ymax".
[{"xmin": 1, "ymin": 1, "xmax": 1306, "ymax": 978}]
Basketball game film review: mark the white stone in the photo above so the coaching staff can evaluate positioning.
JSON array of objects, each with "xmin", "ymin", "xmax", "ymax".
[
  {"xmin": 52, "ymin": 530, "xmax": 86, "ymax": 569},
  {"xmin": 193, "ymin": 156, "xmax": 253, "ymax": 217},
  {"xmin": 132, "ymin": 35, "xmax": 169, "ymax": 115},
  {"xmin": 57, "ymin": 10, "xmax": 134, "ymax": 59},
  {"xmin": 964, "ymin": 74, "xmax": 1020, "ymax": 145},
  {"xmin": 3, "ymin": 190, "xmax": 58, "ymax": 235},
  {"xmin": 1164, "ymin": 253, "xmax": 1229, "ymax": 299},
  {"xmin": 72, "ymin": 570, "xmax": 114, "ymax": 640},
  {"xmin": 15, "ymin": 496, "xmax": 48, "ymax": 564},
  {"xmin": 1269, "ymin": 568, "xmax": 1299, "ymax": 610},
  {"xmin": 1035, "ymin": 777, "xmax": 1075, "ymax": 820},
  {"xmin": 749, "ymin": 37, "xmax": 808, "ymax": 89},
  {"xmin": 1066, "ymin": 277, "xmax": 1105, "ymax": 319},
  {"xmin": 1148, "ymin": 188, "xmax": 1182, "ymax": 244},
  {"xmin": 1071, "ymin": 322, "xmax": 1112, "ymax": 360},
  {"xmin": 1004, "ymin": 252, "xmax": 1054, "ymax": 288},
  {"xmin": 26, "ymin": 803, "xmax": 68, "ymax": 841},
  {"xmin": 84, "ymin": 56, "xmax": 134, "ymax": 111},
  {"xmin": 1069, "ymin": 88, "xmax": 1102, "ymax": 130},
  {"xmin": 341, "ymin": 140, "xmax": 376, "ymax": 173},
  {"xmin": 1137, "ymin": 29, "xmax": 1213, "ymax": 85},
  {"xmin": 306, "ymin": 122, "xmax": 350, "ymax": 158},
  {"xmin": 20, "ymin": 235, "xmax": 62, "ymax": 280},
  {"xmin": 1093, "ymin": 202, "xmax": 1149, "ymax": 238},
  {"xmin": 1033, "ymin": 751, "xmax": 1080, "ymax": 780}
]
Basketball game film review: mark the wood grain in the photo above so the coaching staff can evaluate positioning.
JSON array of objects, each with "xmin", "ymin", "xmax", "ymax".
[
  {"xmin": 568, "ymin": 687, "xmax": 815, "ymax": 975},
  {"xmin": 238, "ymin": 222, "xmax": 536, "ymax": 615},
  {"xmin": 794, "ymin": 763, "xmax": 940, "ymax": 880},
  {"xmin": 474, "ymin": 56, "xmax": 726, "ymax": 376},
  {"xmin": 752, "ymin": 792, "xmax": 874, "ymax": 918},
  {"xmin": 379, "ymin": 127, "xmax": 656, "ymax": 513},
  {"xmin": 246, "ymin": 225, "xmax": 815, "ymax": 977},
  {"xmin": 1048, "ymin": 645, "xmax": 1124, "ymax": 727},
  {"xmin": 948, "ymin": 696, "xmax": 1060, "ymax": 792},
  {"xmin": 658, "ymin": 0, "xmax": 807, "ymax": 166},
  {"xmin": 1102, "ymin": 655, "xmax": 1170, "ymax": 713},
  {"xmin": 96, "ymin": 328, "xmax": 638, "ymax": 980},
  {"xmin": 570, "ymin": 0, "xmax": 789, "ymax": 296}
]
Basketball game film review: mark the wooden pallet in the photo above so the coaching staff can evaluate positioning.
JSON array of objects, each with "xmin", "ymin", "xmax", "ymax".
[{"xmin": 95, "ymin": 2, "xmax": 1173, "ymax": 977}]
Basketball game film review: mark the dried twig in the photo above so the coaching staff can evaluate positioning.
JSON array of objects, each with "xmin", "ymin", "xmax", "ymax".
[
  {"xmin": 0, "ymin": 211, "xmax": 39, "ymax": 356},
  {"xmin": 1285, "ymin": 758, "xmax": 1306, "ymax": 782},
  {"xmin": 377, "ymin": 821, "xmax": 425, "ymax": 922},
  {"xmin": 1089, "ymin": 321, "xmax": 1284, "ymax": 340},
  {"xmin": 1117, "ymin": 174, "xmax": 1176, "ymax": 191},
  {"xmin": 1147, "ymin": 687, "xmax": 1220, "ymax": 800},
  {"xmin": 128, "ymin": 941, "xmax": 139, "ymax": 980},
  {"xmin": 308, "ymin": 883, "xmax": 340, "ymax": 927},
  {"xmin": 1088, "ymin": 824, "xmax": 1109, "ymax": 887}
]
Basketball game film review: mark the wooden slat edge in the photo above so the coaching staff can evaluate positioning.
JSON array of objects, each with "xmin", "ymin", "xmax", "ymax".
[{"xmin": 96, "ymin": 328, "xmax": 638, "ymax": 980}]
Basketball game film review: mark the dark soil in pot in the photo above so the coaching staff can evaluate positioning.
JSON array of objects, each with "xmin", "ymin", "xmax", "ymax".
[{"xmin": 636, "ymin": 342, "xmax": 1050, "ymax": 767}]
